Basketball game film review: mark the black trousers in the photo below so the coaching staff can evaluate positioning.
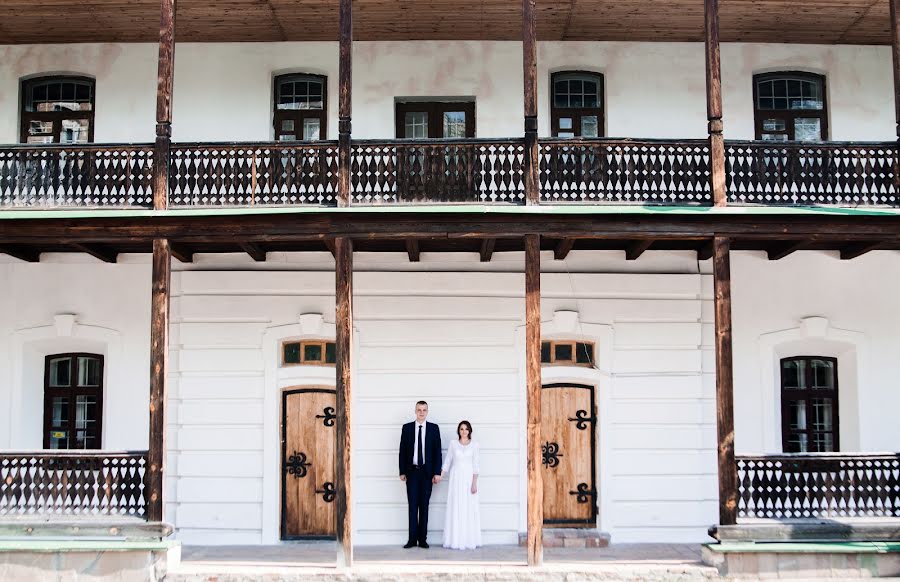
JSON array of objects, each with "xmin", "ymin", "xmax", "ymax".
[{"xmin": 405, "ymin": 467, "xmax": 433, "ymax": 543}]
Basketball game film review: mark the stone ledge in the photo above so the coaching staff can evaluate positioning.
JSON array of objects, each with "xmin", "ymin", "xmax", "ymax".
[
  {"xmin": 0, "ymin": 519, "xmax": 173, "ymax": 541},
  {"xmin": 516, "ymin": 529, "xmax": 610, "ymax": 548},
  {"xmin": 710, "ymin": 520, "xmax": 900, "ymax": 542},
  {"xmin": 702, "ymin": 542, "xmax": 900, "ymax": 578}
]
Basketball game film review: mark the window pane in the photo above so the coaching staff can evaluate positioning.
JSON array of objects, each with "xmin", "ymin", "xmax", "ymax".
[
  {"xmin": 811, "ymin": 398, "xmax": 833, "ymax": 431},
  {"xmin": 575, "ymin": 342, "xmax": 594, "ymax": 365},
  {"xmin": 279, "ymin": 134, "xmax": 296, "ymax": 141},
  {"xmin": 77, "ymin": 357, "xmax": 101, "ymax": 387},
  {"xmin": 74, "ymin": 395, "xmax": 99, "ymax": 449},
  {"xmin": 325, "ymin": 342, "xmax": 336, "ymax": 364},
  {"xmin": 762, "ymin": 133, "xmax": 788, "ymax": 141},
  {"xmin": 49, "ymin": 430, "xmax": 68, "ymax": 450},
  {"xmin": 29, "ymin": 120, "xmax": 53, "ymax": 136},
  {"xmin": 303, "ymin": 343, "xmax": 323, "ymax": 362},
  {"xmin": 570, "ymin": 93, "xmax": 583, "ymax": 107},
  {"xmin": 559, "ymin": 118, "xmax": 573, "ymax": 130},
  {"xmin": 581, "ymin": 115, "xmax": 599, "ymax": 138},
  {"xmin": 541, "ymin": 341, "xmax": 551, "ymax": 363},
  {"xmin": 788, "ymin": 399, "xmax": 807, "ymax": 430},
  {"xmin": 283, "ymin": 343, "xmax": 301, "ymax": 364},
  {"xmin": 49, "ymin": 357, "xmax": 72, "ymax": 387},
  {"xmin": 404, "ymin": 111, "xmax": 428, "ymax": 139},
  {"xmin": 60, "ymin": 119, "xmax": 90, "ymax": 144},
  {"xmin": 810, "ymin": 359, "xmax": 835, "ymax": 390},
  {"xmin": 282, "ymin": 120, "xmax": 295, "ymax": 131},
  {"xmin": 786, "ymin": 433, "xmax": 809, "ymax": 453},
  {"xmin": 443, "ymin": 111, "xmax": 466, "ymax": 138},
  {"xmin": 558, "ymin": 132, "xmax": 576, "ymax": 139},
  {"xmin": 812, "ymin": 432, "xmax": 834, "ymax": 452},
  {"xmin": 554, "ymin": 343, "xmax": 573, "ymax": 362},
  {"xmin": 794, "ymin": 118, "xmax": 822, "ymax": 142},
  {"xmin": 303, "ymin": 118, "xmax": 321, "ymax": 141},
  {"xmin": 763, "ymin": 119, "xmax": 786, "ymax": 131},
  {"xmin": 758, "ymin": 81, "xmax": 774, "ymax": 98},
  {"xmin": 50, "ymin": 396, "xmax": 69, "ymax": 428},
  {"xmin": 782, "ymin": 359, "xmax": 806, "ymax": 389},
  {"xmin": 758, "ymin": 97, "xmax": 775, "ymax": 110}
]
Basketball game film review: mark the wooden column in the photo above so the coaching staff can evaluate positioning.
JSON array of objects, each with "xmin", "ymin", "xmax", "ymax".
[
  {"xmin": 713, "ymin": 236, "xmax": 737, "ymax": 525},
  {"xmin": 524, "ymin": 234, "xmax": 543, "ymax": 565},
  {"xmin": 337, "ymin": 0, "xmax": 353, "ymax": 207},
  {"xmin": 147, "ymin": 238, "xmax": 171, "ymax": 522},
  {"xmin": 523, "ymin": 0, "xmax": 539, "ymax": 205},
  {"xmin": 153, "ymin": 0, "xmax": 176, "ymax": 210},
  {"xmin": 704, "ymin": 0, "xmax": 727, "ymax": 207},
  {"xmin": 891, "ymin": 0, "xmax": 900, "ymax": 140},
  {"xmin": 334, "ymin": 237, "xmax": 353, "ymax": 566}
]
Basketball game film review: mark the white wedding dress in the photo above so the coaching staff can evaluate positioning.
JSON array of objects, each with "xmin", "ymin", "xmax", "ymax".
[{"xmin": 441, "ymin": 439, "xmax": 482, "ymax": 550}]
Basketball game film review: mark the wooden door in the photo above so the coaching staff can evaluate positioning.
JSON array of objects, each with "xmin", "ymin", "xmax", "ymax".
[
  {"xmin": 281, "ymin": 388, "xmax": 336, "ymax": 539},
  {"xmin": 541, "ymin": 383, "xmax": 597, "ymax": 525}
]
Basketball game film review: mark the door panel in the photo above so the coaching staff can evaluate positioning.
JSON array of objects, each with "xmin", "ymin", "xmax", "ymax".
[
  {"xmin": 541, "ymin": 384, "xmax": 596, "ymax": 525},
  {"xmin": 282, "ymin": 388, "xmax": 336, "ymax": 538}
]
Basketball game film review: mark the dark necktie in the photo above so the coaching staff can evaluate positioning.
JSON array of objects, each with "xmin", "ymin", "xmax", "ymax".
[{"xmin": 417, "ymin": 425, "xmax": 424, "ymax": 467}]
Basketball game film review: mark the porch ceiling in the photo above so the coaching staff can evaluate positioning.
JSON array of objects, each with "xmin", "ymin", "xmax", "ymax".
[{"xmin": 1, "ymin": 0, "xmax": 891, "ymax": 45}]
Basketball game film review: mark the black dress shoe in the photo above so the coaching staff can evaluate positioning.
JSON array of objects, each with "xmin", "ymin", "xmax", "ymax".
[
  {"xmin": 418, "ymin": 540, "xmax": 430, "ymax": 549},
  {"xmin": 403, "ymin": 541, "xmax": 416, "ymax": 549}
]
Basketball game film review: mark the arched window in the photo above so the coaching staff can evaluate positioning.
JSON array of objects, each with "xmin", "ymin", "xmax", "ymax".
[
  {"xmin": 551, "ymin": 71, "xmax": 604, "ymax": 138},
  {"xmin": 43, "ymin": 353, "xmax": 104, "ymax": 449},
  {"xmin": 20, "ymin": 76, "xmax": 95, "ymax": 144},
  {"xmin": 780, "ymin": 356, "xmax": 838, "ymax": 452},
  {"xmin": 273, "ymin": 73, "xmax": 327, "ymax": 141},
  {"xmin": 753, "ymin": 72, "xmax": 827, "ymax": 141}
]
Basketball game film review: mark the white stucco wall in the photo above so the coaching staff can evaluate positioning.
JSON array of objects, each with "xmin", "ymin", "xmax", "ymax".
[{"xmin": 0, "ymin": 41, "xmax": 893, "ymax": 143}]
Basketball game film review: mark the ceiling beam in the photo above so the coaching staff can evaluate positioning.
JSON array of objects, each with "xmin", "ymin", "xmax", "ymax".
[
  {"xmin": 405, "ymin": 239, "xmax": 420, "ymax": 262},
  {"xmin": 839, "ymin": 242, "xmax": 882, "ymax": 260},
  {"xmin": 170, "ymin": 244, "xmax": 194, "ymax": 263},
  {"xmin": 239, "ymin": 242, "xmax": 267, "ymax": 262},
  {"xmin": 767, "ymin": 240, "xmax": 808, "ymax": 261},
  {"xmin": 71, "ymin": 243, "xmax": 117, "ymax": 263},
  {"xmin": 0, "ymin": 244, "xmax": 40, "ymax": 262},
  {"xmin": 480, "ymin": 239, "xmax": 496, "ymax": 263},
  {"xmin": 324, "ymin": 239, "xmax": 337, "ymax": 258},
  {"xmin": 625, "ymin": 239, "xmax": 653, "ymax": 261},
  {"xmin": 554, "ymin": 238, "xmax": 575, "ymax": 260}
]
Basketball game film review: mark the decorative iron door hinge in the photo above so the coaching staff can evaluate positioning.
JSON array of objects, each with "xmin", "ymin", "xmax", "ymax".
[
  {"xmin": 315, "ymin": 481, "xmax": 336, "ymax": 503},
  {"xmin": 315, "ymin": 406, "xmax": 336, "ymax": 427},
  {"xmin": 541, "ymin": 441, "xmax": 563, "ymax": 468},
  {"xmin": 567, "ymin": 409, "xmax": 597, "ymax": 430},
  {"xmin": 284, "ymin": 451, "xmax": 311, "ymax": 478},
  {"xmin": 568, "ymin": 482, "xmax": 596, "ymax": 503}
]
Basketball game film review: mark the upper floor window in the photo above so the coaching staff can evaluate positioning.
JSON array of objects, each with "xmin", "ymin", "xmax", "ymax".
[
  {"xmin": 541, "ymin": 340, "xmax": 595, "ymax": 366},
  {"xmin": 551, "ymin": 72, "xmax": 604, "ymax": 138},
  {"xmin": 780, "ymin": 356, "xmax": 839, "ymax": 453},
  {"xmin": 274, "ymin": 73, "xmax": 327, "ymax": 141},
  {"xmin": 43, "ymin": 353, "xmax": 104, "ymax": 449},
  {"xmin": 21, "ymin": 76, "xmax": 95, "ymax": 144},
  {"xmin": 282, "ymin": 340, "xmax": 336, "ymax": 366},
  {"xmin": 753, "ymin": 72, "xmax": 827, "ymax": 142},
  {"xmin": 395, "ymin": 100, "xmax": 476, "ymax": 139}
]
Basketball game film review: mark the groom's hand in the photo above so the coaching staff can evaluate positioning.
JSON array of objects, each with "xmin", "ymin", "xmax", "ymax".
[
  {"xmin": 432, "ymin": 475, "xmax": 441, "ymax": 484},
  {"xmin": 399, "ymin": 475, "xmax": 406, "ymax": 481}
]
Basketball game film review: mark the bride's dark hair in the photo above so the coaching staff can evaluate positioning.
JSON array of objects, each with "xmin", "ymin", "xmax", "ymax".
[{"xmin": 457, "ymin": 420, "xmax": 473, "ymax": 438}]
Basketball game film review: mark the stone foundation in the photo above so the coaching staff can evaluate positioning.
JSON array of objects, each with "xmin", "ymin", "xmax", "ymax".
[
  {"xmin": 702, "ymin": 542, "xmax": 900, "ymax": 578},
  {"xmin": 517, "ymin": 528, "xmax": 611, "ymax": 548}
]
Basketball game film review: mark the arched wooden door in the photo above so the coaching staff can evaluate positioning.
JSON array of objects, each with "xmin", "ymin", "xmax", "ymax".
[
  {"xmin": 540, "ymin": 383, "xmax": 597, "ymax": 526},
  {"xmin": 281, "ymin": 387, "xmax": 336, "ymax": 539}
]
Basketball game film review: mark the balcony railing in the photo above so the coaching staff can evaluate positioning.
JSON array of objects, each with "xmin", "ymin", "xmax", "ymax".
[
  {"xmin": 0, "ymin": 450, "xmax": 148, "ymax": 519},
  {"xmin": 737, "ymin": 453, "xmax": 900, "ymax": 519}
]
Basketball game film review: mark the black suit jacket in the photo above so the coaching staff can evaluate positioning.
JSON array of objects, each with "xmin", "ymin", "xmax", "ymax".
[{"xmin": 399, "ymin": 421, "xmax": 442, "ymax": 477}]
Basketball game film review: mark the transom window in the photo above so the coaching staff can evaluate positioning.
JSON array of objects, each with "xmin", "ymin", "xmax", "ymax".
[
  {"xmin": 753, "ymin": 72, "xmax": 827, "ymax": 142},
  {"xmin": 43, "ymin": 353, "xmax": 104, "ymax": 449},
  {"xmin": 274, "ymin": 74, "xmax": 327, "ymax": 141},
  {"xmin": 780, "ymin": 356, "xmax": 839, "ymax": 453},
  {"xmin": 21, "ymin": 76, "xmax": 95, "ymax": 144},
  {"xmin": 282, "ymin": 340, "xmax": 336, "ymax": 366},
  {"xmin": 395, "ymin": 101, "xmax": 476, "ymax": 139},
  {"xmin": 551, "ymin": 72, "xmax": 604, "ymax": 138},
  {"xmin": 541, "ymin": 340, "xmax": 595, "ymax": 366}
]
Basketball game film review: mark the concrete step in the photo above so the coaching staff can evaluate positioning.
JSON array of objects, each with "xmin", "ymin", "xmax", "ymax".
[{"xmin": 517, "ymin": 528, "xmax": 611, "ymax": 548}]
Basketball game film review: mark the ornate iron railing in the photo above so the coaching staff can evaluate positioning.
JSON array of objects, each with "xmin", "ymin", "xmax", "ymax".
[
  {"xmin": 737, "ymin": 453, "xmax": 900, "ymax": 519},
  {"xmin": 0, "ymin": 451, "xmax": 148, "ymax": 518},
  {"xmin": 351, "ymin": 139, "xmax": 526, "ymax": 204},
  {"xmin": 169, "ymin": 141, "xmax": 339, "ymax": 206},
  {"xmin": 726, "ymin": 141, "xmax": 899, "ymax": 206},
  {"xmin": 0, "ymin": 144, "xmax": 154, "ymax": 207},
  {"xmin": 539, "ymin": 138, "xmax": 712, "ymax": 204}
]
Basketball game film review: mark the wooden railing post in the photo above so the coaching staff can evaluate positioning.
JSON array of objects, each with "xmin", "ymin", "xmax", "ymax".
[
  {"xmin": 338, "ymin": 0, "xmax": 352, "ymax": 207},
  {"xmin": 704, "ymin": 0, "xmax": 727, "ymax": 207},
  {"xmin": 525, "ymin": 234, "xmax": 543, "ymax": 565},
  {"xmin": 523, "ymin": 0, "xmax": 539, "ymax": 205},
  {"xmin": 147, "ymin": 238, "xmax": 171, "ymax": 522},
  {"xmin": 334, "ymin": 237, "xmax": 354, "ymax": 567},
  {"xmin": 153, "ymin": 0, "xmax": 176, "ymax": 210},
  {"xmin": 713, "ymin": 236, "xmax": 737, "ymax": 525}
]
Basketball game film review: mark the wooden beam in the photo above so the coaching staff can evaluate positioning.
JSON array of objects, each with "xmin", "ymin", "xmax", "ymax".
[
  {"xmin": 0, "ymin": 245, "xmax": 40, "ymax": 262},
  {"xmin": 238, "ymin": 242, "xmax": 266, "ymax": 262},
  {"xmin": 767, "ymin": 240, "xmax": 807, "ymax": 261},
  {"xmin": 337, "ymin": 0, "xmax": 352, "ymax": 207},
  {"xmin": 713, "ymin": 236, "xmax": 737, "ymax": 526},
  {"xmin": 334, "ymin": 237, "xmax": 353, "ymax": 568},
  {"xmin": 325, "ymin": 239, "xmax": 337, "ymax": 258},
  {"xmin": 524, "ymin": 233, "xmax": 543, "ymax": 566},
  {"xmin": 153, "ymin": 0, "xmax": 176, "ymax": 210},
  {"xmin": 840, "ymin": 242, "xmax": 882, "ymax": 260},
  {"xmin": 147, "ymin": 238, "xmax": 171, "ymax": 522},
  {"xmin": 522, "ymin": 0, "xmax": 539, "ymax": 206},
  {"xmin": 405, "ymin": 239, "xmax": 420, "ymax": 262},
  {"xmin": 704, "ymin": 0, "xmax": 727, "ymax": 207},
  {"xmin": 554, "ymin": 238, "xmax": 574, "ymax": 260},
  {"xmin": 625, "ymin": 239, "xmax": 653, "ymax": 261},
  {"xmin": 480, "ymin": 238, "xmax": 496, "ymax": 263},
  {"xmin": 71, "ymin": 243, "xmax": 117, "ymax": 263},
  {"xmin": 169, "ymin": 243, "xmax": 194, "ymax": 263},
  {"xmin": 892, "ymin": 0, "xmax": 900, "ymax": 140},
  {"xmin": 697, "ymin": 241, "xmax": 714, "ymax": 261}
]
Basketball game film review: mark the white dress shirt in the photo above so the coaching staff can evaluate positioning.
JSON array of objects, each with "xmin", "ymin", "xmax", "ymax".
[{"xmin": 412, "ymin": 421, "xmax": 426, "ymax": 465}]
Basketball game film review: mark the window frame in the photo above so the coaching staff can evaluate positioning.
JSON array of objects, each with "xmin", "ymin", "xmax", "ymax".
[
  {"xmin": 273, "ymin": 73, "xmax": 328, "ymax": 141},
  {"xmin": 550, "ymin": 71, "xmax": 605, "ymax": 139},
  {"xmin": 42, "ymin": 352, "xmax": 104, "ymax": 450},
  {"xmin": 779, "ymin": 355, "xmax": 840, "ymax": 453},
  {"xmin": 752, "ymin": 71, "xmax": 828, "ymax": 142},
  {"xmin": 540, "ymin": 340, "xmax": 595, "ymax": 367},
  {"xmin": 394, "ymin": 100, "xmax": 476, "ymax": 139},
  {"xmin": 20, "ymin": 75, "xmax": 96, "ymax": 144},
  {"xmin": 281, "ymin": 339, "xmax": 337, "ymax": 367}
]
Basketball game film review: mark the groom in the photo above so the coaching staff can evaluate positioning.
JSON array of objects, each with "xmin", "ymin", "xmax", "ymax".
[{"xmin": 398, "ymin": 400, "xmax": 442, "ymax": 548}]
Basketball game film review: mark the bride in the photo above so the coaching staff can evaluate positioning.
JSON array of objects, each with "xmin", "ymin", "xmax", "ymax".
[{"xmin": 440, "ymin": 420, "xmax": 482, "ymax": 550}]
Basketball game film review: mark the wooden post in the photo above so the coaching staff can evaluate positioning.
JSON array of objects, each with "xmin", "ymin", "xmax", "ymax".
[
  {"xmin": 704, "ymin": 0, "xmax": 727, "ymax": 207},
  {"xmin": 523, "ymin": 0, "xmax": 539, "ymax": 205},
  {"xmin": 153, "ymin": 0, "xmax": 176, "ymax": 210},
  {"xmin": 337, "ymin": 0, "xmax": 352, "ymax": 207},
  {"xmin": 334, "ymin": 237, "xmax": 353, "ymax": 566},
  {"xmin": 525, "ymin": 234, "xmax": 543, "ymax": 565},
  {"xmin": 891, "ymin": 0, "xmax": 900, "ymax": 140},
  {"xmin": 713, "ymin": 236, "xmax": 737, "ymax": 525},
  {"xmin": 147, "ymin": 238, "xmax": 171, "ymax": 522}
]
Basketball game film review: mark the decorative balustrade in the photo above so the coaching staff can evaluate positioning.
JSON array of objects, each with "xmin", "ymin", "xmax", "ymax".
[
  {"xmin": 169, "ymin": 142, "xmax": 339, "ymax": 206},
  {"xmin": 0, "ymin": 451, "xmax": 148, "ymax": 518},
  {"xmin": 0, "ymin": 144, "xmax": 153, "ymax": 207},
  {"xmin": 726, "ymin": 141, "xmax": 899, "ymax": 206},
  {"xmin": 737, "ymin": 453, "xmax": 900, "ymax": 519},
  {"xmin": 539, "ymin": 139, "xmax": 712, "ymax": 204},
  {"xmin": 351, "ymin": 139, "xmax": 525, "ymax": 204}
]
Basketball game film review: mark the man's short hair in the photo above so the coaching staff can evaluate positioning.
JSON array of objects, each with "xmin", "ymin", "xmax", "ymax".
[{"xmin": 416, "ymin": 400, "xmax": 428, "ymax": 407}]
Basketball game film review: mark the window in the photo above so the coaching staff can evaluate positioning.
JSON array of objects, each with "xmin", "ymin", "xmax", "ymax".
[
  {"xmin": 282, "ymin": 340, "xmax": 336, "ymax": 366},
  {"xmin": 395, "ymin": 101, "xmax": 476, "ymax": 138},
  {"xmin": 274, "ymin": 74, "xmax": 327, "ymax": 141},
  {"xmin": 21, "ymin": 76, "xmax": 95, "ymax": 144},
  {"xmin": 551, "ymin": 72, "xmax": 604, "ymax": 138},
  {"xmin": 780, "ymin": 356, "xmax": 839, "ymax": 452},
  {"xmin": 541, "ymin": 340, "xmax": 595, "ymax": 366},
  {"xmin": 43, "ymin": 353, "xmax": 104, "ymax": 449},
  {"xmin": 753, "ymin": 72, "xmax": 827, "ymax": 141}
]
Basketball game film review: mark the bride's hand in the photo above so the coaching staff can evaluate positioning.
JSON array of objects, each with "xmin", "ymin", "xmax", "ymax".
[{"xmin": 470, "ymin": 483, "xmax": 477, "ymax": 494}]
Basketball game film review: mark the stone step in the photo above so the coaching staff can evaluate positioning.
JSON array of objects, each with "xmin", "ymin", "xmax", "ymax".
[{"xmin": 516, "ymin": 528, "xmax": 611, "ymax": 548}]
